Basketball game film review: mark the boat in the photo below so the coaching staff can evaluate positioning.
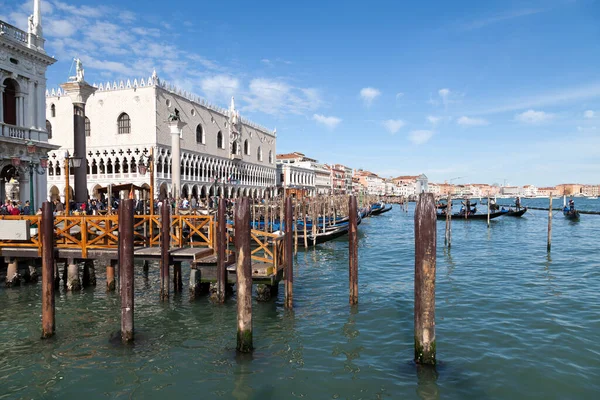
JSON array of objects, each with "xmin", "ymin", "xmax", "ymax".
[
  {"xmin": 370, "ymin": 203, "xmax": 391, "ymax": 216},
  {"xmin": 563, "ymin": 207, "xmax": 580, "ymax": 220},
  {"xmin": 436, "ymin": 210, "xmax": 505, "ymax": 220},
  {"xmin": 501, "ymin": 207, "xmax": 528, "ymax": 217},
  {"xmin": 296, "ymin": 224, "xmax": 350, "ymax": 246}
]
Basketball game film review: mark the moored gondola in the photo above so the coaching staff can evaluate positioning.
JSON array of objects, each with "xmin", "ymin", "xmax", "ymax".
[{"xmin": 436, "ymin": 210, "xmax": 505, "ymax": 220}]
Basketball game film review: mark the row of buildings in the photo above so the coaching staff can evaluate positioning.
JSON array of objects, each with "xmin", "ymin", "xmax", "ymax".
[{"xmin": 1, "ymin": 5, "xmax": 597, "ymax": 210}]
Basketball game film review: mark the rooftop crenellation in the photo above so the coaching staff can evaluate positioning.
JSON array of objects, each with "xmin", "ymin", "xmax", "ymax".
[{"xmin": 46, "ymin": 72, "xmax": 275, "ymax": 137}]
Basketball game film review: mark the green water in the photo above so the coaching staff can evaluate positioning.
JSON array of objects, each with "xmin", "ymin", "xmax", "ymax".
[{"xmin": 1, "ymin": 201, "xmax": 599, "ymax": 399}]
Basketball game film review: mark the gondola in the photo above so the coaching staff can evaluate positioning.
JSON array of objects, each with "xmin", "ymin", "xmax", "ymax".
[
  {"xmin": 502, "ymin": 207, "xmax": 528, "ymax": 217},
  {"xmin": 563, "ymin": 208, "xmax": 580, "ymax": 220},
  {"xmin": 378, "ymin": 204, "xmax": 392, "ymax": 215},
  {"xmin": 436, "ymin": 210, "xmax": 505, "ymax": 220},
  {"xmin": 370, "ymin": 203, "xmax": 389, "ymax": 216},
  {"xmin": 296, "ymin": 224, "xmax": 350, "ymax": 246}
]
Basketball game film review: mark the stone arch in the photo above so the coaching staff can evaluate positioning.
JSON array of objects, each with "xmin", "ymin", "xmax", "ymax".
[
  {"xmin": 2, "ymin": 78, "xmax": 19, "ymax": 125},
  {"xmin": 49, "ymin": 185, "xmax": 60, "ymax": 202},
  {"xmin": 181, "ymin": 183, "xmax": 190, "ymax": 199},
  {"xmin": 158, "ymin": 182, "xmax": 168, "ymax": 200},
  {"xmin": 92, "ymin": 184, "xmax": 102, "ymax": 200},
  {"xmin": 200, "ymin": 185, "xmax": 208, "ymax": 199}
]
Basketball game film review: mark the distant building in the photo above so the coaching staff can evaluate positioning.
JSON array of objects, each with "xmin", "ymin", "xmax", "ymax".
[
  {"xmin": 501, "ymin": 186, "xmax": 520, "ymax": 196},
  {"xmin": 582, "ymin": 185, "xmax": 599, "ymax": 197},
  {"xmin": 276, "ymin": 152, "xmax": 315, "ymax": 197},
  {"xmin": 537, "ymin": 187, "xmax": 559, "ymax": 197},
  {"xmin": 555, "ymin": 183, "xmax": 584, "ymax": 196},
  {"xmin": 416, "ymin": 174, "xmax": 428, "ymax": 194}
]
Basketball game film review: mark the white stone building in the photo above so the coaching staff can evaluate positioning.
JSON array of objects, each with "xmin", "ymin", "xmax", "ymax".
[
  {"xmin": 313, "ymin": 163, "xmax": 331, "ymax": 195},
  {"xmin": 1, "ymin": 1, "xmax": 57, "ymax": 207},
  {"xmin": 45, "ymin": 73, "xmax": 277, "ymax": 201},
  {"xmin": 276, "ymin": 152, "xmax": 316, "ymax": 196}
]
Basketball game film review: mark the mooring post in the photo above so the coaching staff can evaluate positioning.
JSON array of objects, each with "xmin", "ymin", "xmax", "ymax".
[
  {"xmin": 160, "ymin": 202, "xmax": 171, "ymax": 300},
  {"xmin": 216, "ymin": 198, "xmax": 227, "ymax": 303},
  {"xmin": 41, "ymin": 202, "xmax": 55, "ymax": 339},
  {"xmin": 120, "ymin": 199, "xmax": 135, "ymax": 343},
  {"xmin": 414, "ymin": 192, "xmax": 436, "ymax": 365},
  {"xmin": 173, "ymin": 262, "xmax": 183, "ymax": 293},
  {"xmin": 444, "ymin": 195, "xmax": 451, "ymax": 248},
  {"xmin": 5, "ymin": 258, "xmax": 20, "ymax": 287},
  {"xmin": 235, "ymin": 197, "xmax": 253, "ymax": 353},
  {"xmin": 547, "ymin": 194, "xmax": 552, "ymax": 252},
  {"xmin": 348, "ymin": 195, "xmax": 358, "ymax": 305},
  {"xmin": 487, "ymin": 196, "xmax": 490, "ymax": 228},
  {"xmin": 66, "ymin": 260, "xmax": 81, "ymax": 291},
  {"xmin": 285, "ymin": 196, "xmax": 293, "ymax": 309},
  {"xmin": 106, "ymin": 260, "xmax": 116, "ymax": 292}
]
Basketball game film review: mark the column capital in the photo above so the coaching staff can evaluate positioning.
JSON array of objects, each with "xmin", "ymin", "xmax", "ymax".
[{"xmin": 59, "ymin": 81, "xmax": 97, "ymax": 105}]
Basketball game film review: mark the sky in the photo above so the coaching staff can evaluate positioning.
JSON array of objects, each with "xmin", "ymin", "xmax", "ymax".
[{"xmin": 2, "ymin": 0, "xmax": 600, "ymax": 186}]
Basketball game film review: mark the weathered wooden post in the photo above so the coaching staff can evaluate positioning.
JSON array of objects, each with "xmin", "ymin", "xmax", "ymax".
[
  {"xmin": 41, "ymin": 202, "xmax": 55, "ymax": 339},
  {"xmin": 173, "ymin": 262, "xmax": 182, "ymax": 293},
  {"xmin": 444, "ymin": 195, "xmax": 451, "ymax": 248},
  {"xmin": 216, "ymin": 198, "xmax": 227, "ymax": 303},
  {"xmin": 294, "ymin": 198, "xmax": 298, "ymax": 255},
  {"xmin": 414, "ymin": 192, "xmax": 436, "ymax": 365},
  {"xmin": 106, "ymin": 260, "xmax": 116, "ymax": 292},
  {"xmin": 160, "ymin": 203, "xmax": 170, "ymax": 300},
  {"xmin": 547, "ymin": 194, "xmax": 552, "ymax": 252},
  {"xmin": 348, "ymin": 195, "xmax": 358, "ymax": 305},
  {"xmin": 235, "ymin": 197, "xmax": 253, "ymax": 352},
  {"xmin": 487, "ymin": 196, "xmax": 490, "ymax": 227},
  {"xmin": 285, "ymin": 196, "xmax": 293, "ymax": 309},
  {"xmin": 120, "ymin": 199, "xmax": 135, "ymax": 342},
  {"xmin": 302, "ymin": 199, "xmax": 308, "ymax": 248}
]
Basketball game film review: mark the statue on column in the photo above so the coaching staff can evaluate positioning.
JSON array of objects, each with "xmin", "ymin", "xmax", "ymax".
[{"xmin": 69, "ymin": 58, "xmax": 85, "ymax": 82}]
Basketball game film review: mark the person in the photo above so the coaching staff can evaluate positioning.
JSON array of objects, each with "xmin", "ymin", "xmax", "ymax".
[
  {"xmin": 22, "ymin": 200, "xmax": 31, "ymax": 215},
  {"xmin": 569, "ymin": 198, "xmax": 575, "ymax": 211},
  {"xmin": 515, "ymin": 196, "xmax": 521, "ymax": 210}
]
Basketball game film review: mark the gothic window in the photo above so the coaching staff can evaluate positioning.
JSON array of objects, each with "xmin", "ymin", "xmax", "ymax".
[
  {"xmin": 156, "ymin": 156, "xmax": 163, "ymax": 174},
  {"xmin": 130, "ymin": 158, "xmax": 137, "ymax": 174},
  {"xmin": 48, "ymin": 161, "xmax": 54, "ymax": 176},
  {"xmin": 91, "ymin": 159, "xmax": 98, "ymax": 175},
  {"xmin": 257, "ymin": 146, "xmax": 262, "ymax": 162},
  {"xmin": 99, "ymin": 159, "xmax": 105, "ymax": 174},
  {"xmin": 269, "ymin": 150, "xmax": 273, "ymax": 164},
  {"xmin": 122, "ymin": 157, "xmax": 129, "ymax": 173},
  {"xmin": 217, "ymin": 131, "xmax": 223, "ymax": 149},
  {"xmin": 85, "ymin": 117, "xmax": 91, "ymax": 136},
  {"xmin": 46, "ymin": 120, "xmax": 52, "ymax": 139},
  {"xmin": 107, "ymin": 159, "xmax": 113, "ymax": 174},
  {"xmin": 196, "ymin": 124, "xmax": 204, "ymax": 144},
  {"xmin": 232, "ymin": 141, "xmax": 238, "ymax": 155},
  {"xmin": 117, "ymin": 113, "xmax": 131, "ymax": 134},
  {"xmin": 244, "ymin": 140, "xmax": 249, "ymax": 155},
  {"xmin": 115, "ymin": 158, "xmax": 121, "ymax": 174},
  {"xmin": 55, "ymin": 162, "xmax": 61, "ymax": 176},
  {"xmin": 50, "ymin": 104, "xmax": 56, "ymax": 118}
]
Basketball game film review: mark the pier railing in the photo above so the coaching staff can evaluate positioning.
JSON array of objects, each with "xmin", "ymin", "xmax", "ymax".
[
  {"xmin": 250, "ymin": 229, "xmax": 285, "ymax": 272},
  {"xmin": 0, "ymin": 214, "xmax": 214, "ymax": 258}
]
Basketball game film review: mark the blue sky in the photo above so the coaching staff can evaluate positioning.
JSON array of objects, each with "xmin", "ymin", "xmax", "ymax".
[{"xmin": 3, "ymin": 0, "xmax": 600, "ymax": 186}]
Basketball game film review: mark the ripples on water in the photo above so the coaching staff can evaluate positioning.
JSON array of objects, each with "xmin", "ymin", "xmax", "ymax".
[{"xmin": 1, "ymin": 200, "xmax": 599, "ymax": 399}]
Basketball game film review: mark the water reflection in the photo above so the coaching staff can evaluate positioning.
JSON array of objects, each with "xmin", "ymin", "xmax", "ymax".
[
  {"xmin": 543, "ymin": 253, "xmax": 560, "ymax": 297},
  {"xmin": 416, "ymin": 364, "xmax": 439, "ymax": 400}
]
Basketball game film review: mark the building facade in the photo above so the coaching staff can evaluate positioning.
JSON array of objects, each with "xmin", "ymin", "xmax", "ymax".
[
  {"xmin": 1, "ymin": 1, "xmax": 57, "ymax": 207},
  {"xmin": 276, "ymin": 152, "xmax": 315, "ymax": 197},
  {"xmin": 46, "ymin": 74, "xmax": 277, "ymax": 201}
]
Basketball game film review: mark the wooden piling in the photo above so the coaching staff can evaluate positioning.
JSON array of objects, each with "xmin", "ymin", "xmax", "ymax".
[
  {"xmin": 487, "ymin": 196, "xmax": 490, "ymax": 227},
  {"xmin": 348, "ymin": 195, "xmax": 358, "ymax": 305},
  {"xmin": 235, "ymin": 197, "xmax": 253, "ymax": 353},
  {"xmin": 444, "ymin": 195, "xmax": 451, "ymax": 248},
  {"xmin": 41, "ymin": 202, "xmax": 55, "ymax": 339},
  {"xmin": 302, "ymin": 199, "xmax": 308, "ymax": 248},
  {"xmin": 547, "ymin": 194, "xmax": 552, "ymax": 252},
  {"xmin": 173, "ymin": 262, "xmax": 183, "ymax": 293},
  {"xmin": 414, "ymin": 193, "xmax": 436, "ymax": 365},
  {"xmin": 285, "ymin": 196, "xmax": 293, "ymax": 309},
  {"xmin": 106, "ymin": 261, "xmax": 116, "ymax": 292},
  {"xmin": 160, "ymin": 202, "xmax": 170, "ymax": 300},
  {"xmin": 120, "ymin": 199, "xmax": 135, "ymax": 343},
  {"xmin": 216, "ymin": 198, "xmax": 227, "ymax": 303},
  {"xmin": 294, "ymin": 199, "xmax": 298, "ymax": 255}
]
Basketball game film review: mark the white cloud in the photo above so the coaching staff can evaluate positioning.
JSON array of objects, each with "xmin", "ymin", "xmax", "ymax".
[
  {"xmin": 201, "ymin": 75, "xmax": 240, "ymax": 102},
  {"xmin": 313, "ymin": 114, "xmax": 341, "ymax": 129},
  {"xmin": 409, "ymin": 130, "xmax": 434, "ymax": 145},
  {"xmin": 457, "ymin": 116, "xmax": 489, "ymax": 126},
  {"xmin": 382, "ymin": 119, "xmax": 405, "ymax": 134},
  {"xmin": 396, "ymin": 92, "xmax": 404, "ymax": 99},
  {"xmin": 360, "ymin": 87, "xmax": 381, "ymax": 106},
  {"xmin": 45, "ymin": 19, "xmax": 78, "ymax": 37},
  {"xmin": 427, "ymin": 115, "xmax": 441, "ymax": 125},
  {"xmin": 584, "ymin": 110, "xmax": 595, "ymax": 119},
  {"xmin": 241, "ymin": 79, "xmax": 322, "ymax": 115},
  {"xmin": 462, "ymin": 8, "xmax": 548, "ymax": 31},
  {"xmin": 515, "ymin": 109, "xmax": 554, "ymax": 124},
  {"xmin": 439, "ymin": 88, "xmax": 450, "ymax": 106}
]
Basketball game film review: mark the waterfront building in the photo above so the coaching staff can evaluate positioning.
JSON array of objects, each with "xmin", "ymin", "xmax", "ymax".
[
  {"xmin": 354, "ymin": 170, "xmax": 385, "ymax": 195},
  {"xmin": 555, "ymin": 183, "xmax": 584, "ymax": 196},
  {"xmin": 276, "ymin": 152, "xmax": 315, "ymax": 197},
  {"xmin": 522, "ymin": 185, "xmax": 538, "ymax": 197},
  {"xmin": 501, "ymin": 186, "xmax": 520, "ymax": 197},
  {"xmin": 537, "ymin": 187, "xmax": 559, "ymax": 197},
  {"xmin": 582, "ymin": 184, "xmax": 599, "ymax": 197},
  {"xmin": 46, "ymin": 73, "xmax": 277, "ymax": 201},
  {"xmin": 329, "ymin": 164, "xmax": 345, "ymax": 194},
  {"xmin": 416, "ymin": 174, "xmax": 428, "ymax": 194},
  {"xmin": 313, "ymin": 162, "xmax": 332, "ymax": 195},
  {"xmin": 0, "ymin": 1, "xmax": 57, "ymax": 206}
]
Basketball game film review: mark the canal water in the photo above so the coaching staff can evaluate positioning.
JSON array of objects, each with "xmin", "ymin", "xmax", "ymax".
[{"xmin": 1, "ymin": 198, "xmax": 599, "ymax": 399}]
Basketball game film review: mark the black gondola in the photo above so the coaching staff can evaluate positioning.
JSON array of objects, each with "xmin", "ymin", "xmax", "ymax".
[
  {"xmin": 436, "ymin": 210, "xmax": 505, "ymax": 220},
  {"xmin": 503, "ymin": 207, "xmax": 528, "ymax": 217},
  {"xmin": 563, "ymin": 207, "xmax": 580, "ymax": 220}
]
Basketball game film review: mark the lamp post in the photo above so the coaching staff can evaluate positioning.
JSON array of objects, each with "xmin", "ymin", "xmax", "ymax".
[
  {"xmin": 137, "ymin": 147, "xmax": 155, "ymax": 215},
  {"xmin": 12, "ymin": 143, "xmax": 49, "ymax": 215},
  {"xmin": 64, "ymin": 150, "xmax": 82, "ymax": 215}
]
